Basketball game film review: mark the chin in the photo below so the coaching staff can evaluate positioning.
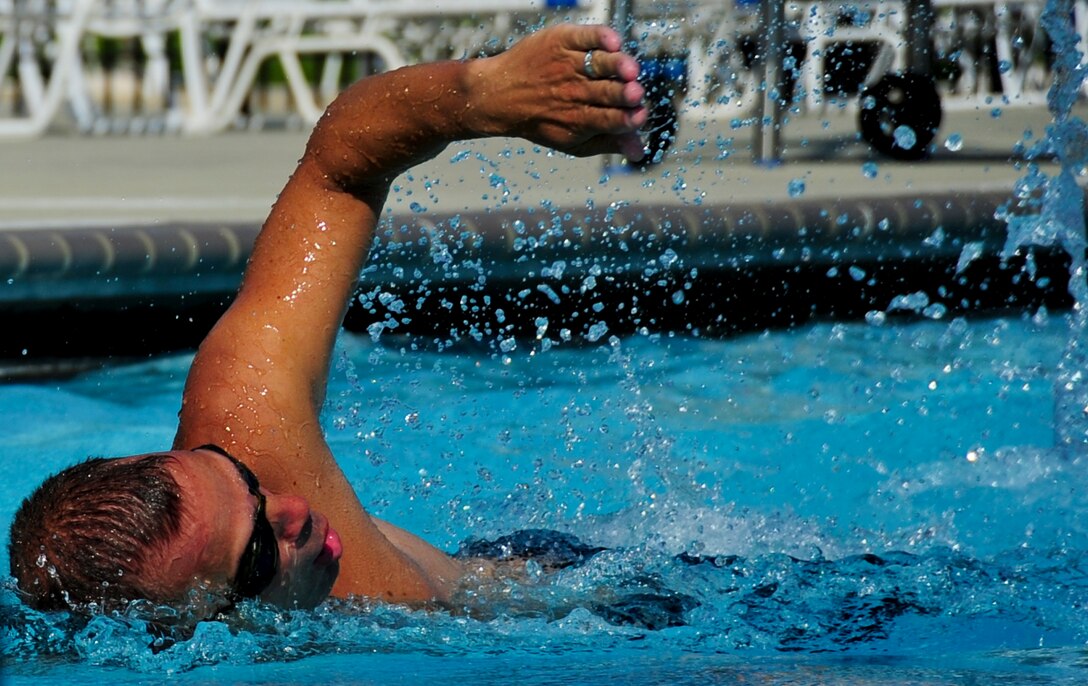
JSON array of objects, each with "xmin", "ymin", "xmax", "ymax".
[
  {"xmin": 265, "ymin": 562, "xmax": 339, "ymax": 610},
  {"xmin": 316, "ymin": 561, "xmax": 339, "ymax": 602},
  {"xmin": 300, "ymin": 561, "xmax": 340, "ymax": 609}
]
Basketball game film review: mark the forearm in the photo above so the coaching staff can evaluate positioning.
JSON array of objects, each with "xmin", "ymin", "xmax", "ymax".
[
  {"xmin": 306, "ymin": 60, "xmax": 482, "ymax": 198},
  {"xmin": 305, "ymin": 26, "xmax": 649, "ymax": 198}
]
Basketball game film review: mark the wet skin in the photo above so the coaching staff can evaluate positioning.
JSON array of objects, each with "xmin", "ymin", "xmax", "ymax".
[{"xmin": 168, "ymin": 24, "xmax": 647, "ymax": 605}]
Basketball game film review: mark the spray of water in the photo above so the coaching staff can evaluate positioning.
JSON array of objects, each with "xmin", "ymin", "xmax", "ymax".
[{"xmin": 1000, "ymin": 0, "xmax": 1088, "ymax": 452}]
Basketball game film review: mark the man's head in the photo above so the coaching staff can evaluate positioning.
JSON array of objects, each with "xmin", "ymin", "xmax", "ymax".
[{"xmin": 9, "ymin": 448, "xmax": 340, "ymax": 615}]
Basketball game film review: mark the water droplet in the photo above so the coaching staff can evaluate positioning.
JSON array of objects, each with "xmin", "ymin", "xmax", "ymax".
[
  {"xmin": 861, "ymin": 162, "xmax": 878, "ymax": 179},
  {"xmin": 543, "ymin": 260, "xmax": 567, "ymax": 279},
  {"xmin": 787, "ymin": 178, "xmax": 806, "ymax": 197},
  {"xmin": 945, "ymin": 133, "xmax": 963, "ymax": 151},
  {"xmin": 500, "ymin": 337, "xmax": 516, "ymax": 353},
  {"xmin": 923, "ymin": 303, "xmax": 947, "ymax": 319},
  {"xmin": 990, "ymin": 107, "xmax": 1003, "ymax": 119},
  {"xmin": 893, "ymin": 125, "xmax": 916, "ymax": 150},
  {"xmin": 849, "ymin": 265, "xmax": 867, "ymax": 281},
  {"xmin": 537, "ymin": 283, "xmax": 561, "ymax": 305},
  {"xmin": 997, "ymin": 60, "xmax": 1011, "ymax": 74},
  {"xmin": 956, "ymin": 241, "xmax": 984, "ymax": 273},
  {"xmin": 865, "ymin": 310, "xmax": 887, "ymax": 326},
  {"xmin": 888, "ymin": 291, "xmax": 930, "ymax": 312},
  {"xmin": 409, "ymin": 202, "xmax": 426, "ymax": 213},
  {"xmin": 586, "ymin": 321, "xmax": 609, "ymax": 342}
]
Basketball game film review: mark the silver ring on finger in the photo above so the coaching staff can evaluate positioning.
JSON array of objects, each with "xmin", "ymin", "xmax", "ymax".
[{"xmin": 584, "ymin": 50, "xmax": 598, "ymax": 79}]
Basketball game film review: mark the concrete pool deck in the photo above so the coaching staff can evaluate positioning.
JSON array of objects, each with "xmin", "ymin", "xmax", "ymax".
[
  {"xmin": 0, "ymin": 103, "xmax": 1060, "ymax": 226},
  {"xmin": 0, "ymin": 101, "xmax": 1081, "ymax": 374}
]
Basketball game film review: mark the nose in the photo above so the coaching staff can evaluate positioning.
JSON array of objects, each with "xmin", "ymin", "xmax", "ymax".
[{"xmin": 265, "ymin": 492, "xmax": 312, "ymax": 545}]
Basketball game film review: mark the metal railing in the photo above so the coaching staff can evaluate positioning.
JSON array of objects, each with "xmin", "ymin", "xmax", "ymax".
[
  {"xmin": 0, "ymin": 0, "xmax": 1078, "ymax": 139},
  {"xmin": 0, "ymin": 0, "xmax": 607, "ymax": 137}
]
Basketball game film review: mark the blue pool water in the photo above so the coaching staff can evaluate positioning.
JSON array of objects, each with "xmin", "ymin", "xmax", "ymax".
[{"xmin": 2, "ymin": 315, "xmax": 1087, "ymax": 684}]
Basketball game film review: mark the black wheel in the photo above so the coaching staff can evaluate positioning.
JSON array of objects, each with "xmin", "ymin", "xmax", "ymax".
[
  {"xmin": 636, "ymin": 93, "xmax": 678, "ymax": 167},
  {"xmin": 858, "ymin": 73, "xmax": 942, "ymax": 161},
  {"xmin": 633, "ymin": 59, "xmax": 684, "ymax": 168}
]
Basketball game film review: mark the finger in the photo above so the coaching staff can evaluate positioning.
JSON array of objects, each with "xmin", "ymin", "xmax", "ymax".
[
  {"xmin": 581, "ymin": 101, "xmax": 649, "ymax": 136},
  {"xmin": 586, "ymin": 50, "xmax": 641, "ymax": 84},
  {"xmin": 559, "ymin": 24, "xmax": 623, "ymax": 54},
  {"xmin": 625, "ymin": 102, "xmax": 649, "ymax": 129},
  {"xmin": 584, "ymin": 79, "xmax": 645, "ymax": 110},
  {"xmin": 623, "ymin": 81, "xmax": 647, "ymax": 110}
]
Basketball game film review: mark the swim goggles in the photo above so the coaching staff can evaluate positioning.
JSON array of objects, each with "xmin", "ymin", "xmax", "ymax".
[{"xmin": 196, "ymin": 444, "xmax": 280, "ymax": 600}]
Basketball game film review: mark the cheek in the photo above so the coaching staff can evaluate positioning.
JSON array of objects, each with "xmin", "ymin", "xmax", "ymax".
[{"xmin": 149, "ymin": 531, "xmax": 225, "ymax": 600}]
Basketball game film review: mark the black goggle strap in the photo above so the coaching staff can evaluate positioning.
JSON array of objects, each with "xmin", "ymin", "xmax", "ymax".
[
  {"xmin": 192, "ymin": 444, "xmax": 280, "ymax": 599},
  {"xmin": 233, "ymin": 503, "xmax": 279, "ymax": 599}
]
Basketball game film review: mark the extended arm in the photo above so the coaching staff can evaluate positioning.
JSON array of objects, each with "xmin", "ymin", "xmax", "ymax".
[{"xmin": 173, "ymin": 24, "xmax": 646, "ymax": 602}]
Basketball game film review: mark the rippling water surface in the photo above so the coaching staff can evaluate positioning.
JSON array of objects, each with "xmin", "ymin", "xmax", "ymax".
[{"xmin": 3, "ymin": 316, "xmax": 1086, "ymax": 684}]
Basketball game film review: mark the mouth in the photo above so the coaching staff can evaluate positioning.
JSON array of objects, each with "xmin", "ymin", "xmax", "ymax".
[{"xmin": 313, "ymin": 520, "xmax": 343, "ymax": 568}]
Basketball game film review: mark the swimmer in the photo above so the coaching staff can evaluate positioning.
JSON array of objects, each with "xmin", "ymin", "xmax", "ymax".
[{"xmin": 7, "ymin": 23, "xmax": 646, "ymax": 616}]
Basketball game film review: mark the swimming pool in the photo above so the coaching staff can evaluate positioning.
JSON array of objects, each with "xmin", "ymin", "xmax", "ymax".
[{"xmin": 3, "ymin": 315, "xmax": 1085, "ymax": 684}]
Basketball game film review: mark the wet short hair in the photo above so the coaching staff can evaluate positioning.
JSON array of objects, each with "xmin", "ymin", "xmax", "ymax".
[{"xmin": 8, "ymin": 455, "xmax": 185, "ymax": 612}]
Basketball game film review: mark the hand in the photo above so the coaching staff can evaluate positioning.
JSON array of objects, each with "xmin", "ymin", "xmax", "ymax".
[{"xmin": 469, "ymin": 24, "xmax": 648, "ymax": 162}]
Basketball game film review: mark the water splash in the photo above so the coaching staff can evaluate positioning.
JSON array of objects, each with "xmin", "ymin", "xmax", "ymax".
[
  {"xmin": 1002, "ymin": 0, "xmax": 1088, "ymax": 452},
  {"xmin": 7, "ymin": 541, "xmax": 1088, "ymax": 675}
]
